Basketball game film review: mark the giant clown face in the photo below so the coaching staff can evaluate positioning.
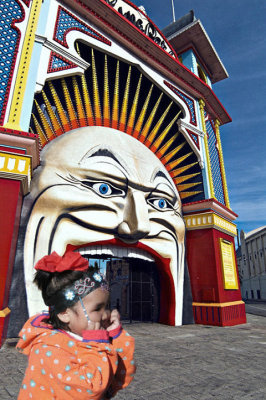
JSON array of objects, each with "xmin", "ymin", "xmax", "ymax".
[{"xmin": 24, "ymin": 127, "xmax": 186, "ymax": 324}]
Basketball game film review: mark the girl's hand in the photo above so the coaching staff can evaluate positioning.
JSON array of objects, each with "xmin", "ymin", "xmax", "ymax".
[{"xmin": 106, "ymin": 309, "xmax": 121, "ymax": 331}]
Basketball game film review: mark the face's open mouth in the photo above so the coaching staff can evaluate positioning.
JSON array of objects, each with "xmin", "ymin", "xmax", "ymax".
[
  {"xmin": 73, "ymin": 243, "xmax": 155, "ymax": 263},
  {"xmin": 69, "ymin": 240, "xmax": 163, "ymax": 323},
  {"xmin": 67, "ymin": 239, "xmax": 166, "ymax": 265}
]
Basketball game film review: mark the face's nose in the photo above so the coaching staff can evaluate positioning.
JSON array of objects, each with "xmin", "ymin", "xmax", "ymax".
[{"xmin": 117, "ymin": 190, "xmax": 150, "ymax": 242}]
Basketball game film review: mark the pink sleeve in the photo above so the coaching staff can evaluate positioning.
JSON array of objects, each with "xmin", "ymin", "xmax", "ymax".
[{"xmin": 104, "ymin": 327, "xmax": 136, "ymax": 399}]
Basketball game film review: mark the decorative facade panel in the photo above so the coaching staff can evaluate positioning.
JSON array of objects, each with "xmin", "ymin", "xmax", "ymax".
[
  {"xmin": 54, "ymin": 6, "xmax": 111, "ymax": 48},
  {"xmin": 205, "ymin": 115, "xmax": 225, "ymax": 205},
  {"xmin": 0, "ymin": 0, "xmax": 25, "ymax": 124}
]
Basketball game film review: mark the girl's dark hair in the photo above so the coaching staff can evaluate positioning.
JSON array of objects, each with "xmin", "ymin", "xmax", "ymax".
[{"xmin": 34, "ymin": 269, "xmax": 84, "ymax": 330}]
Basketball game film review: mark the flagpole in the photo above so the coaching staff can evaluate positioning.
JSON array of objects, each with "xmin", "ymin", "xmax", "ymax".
[{"xmin": 171, "ymin": 0, "xmax": 176, "ymax": 22}]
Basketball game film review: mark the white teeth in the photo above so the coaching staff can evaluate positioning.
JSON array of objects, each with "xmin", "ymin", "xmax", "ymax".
[{"xmin": 76, "ymin": 245, "xmax": 154, "ymax": 262}]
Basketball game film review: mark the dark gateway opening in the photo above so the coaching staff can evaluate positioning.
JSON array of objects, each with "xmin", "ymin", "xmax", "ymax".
[{"xmin": 84, "ymin": 256, "xmax": 160, "ymax": 323}]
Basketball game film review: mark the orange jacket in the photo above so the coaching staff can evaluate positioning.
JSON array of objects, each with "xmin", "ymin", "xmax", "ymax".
[{"xmin": 17, "ymin": 313, "xmax": 135, "ymax": 399}]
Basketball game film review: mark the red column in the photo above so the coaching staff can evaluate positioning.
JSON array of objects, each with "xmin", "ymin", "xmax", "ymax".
[
  {"xmin": 184, "ymin": 200, "xmax": 246, "ymax": 327},
  {"xmin": 0, "ymin": 178, "xmax": 22, "ymax": 345},
  {"xmin": 0, "ymin": 128, "xmax": 39, "ymax": 346}
]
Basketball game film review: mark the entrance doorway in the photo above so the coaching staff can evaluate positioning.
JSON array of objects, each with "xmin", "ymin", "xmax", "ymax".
[
  {"xmin": 129, "ymin": 260, "xmax": 160, "ymax": 322},
  {"xmin": 106, "ymin": 258, "xmax": 160, "ymax": 323}
]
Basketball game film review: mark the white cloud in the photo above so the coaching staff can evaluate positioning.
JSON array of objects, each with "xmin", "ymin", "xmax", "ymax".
[
  {"xmin": 230, "ymin": 70, "xmax": 266, "ymax": 83},
  {"xmin": 228, "ymin": 115, "xmax": 266, "ymax": 126},
  {"xmin": 227, "ymin": 165, "xmax": 266, "ymax": 222},
  {"xmin": 230, "ymin": 198, "xmax": 266, "ymax": 222}
]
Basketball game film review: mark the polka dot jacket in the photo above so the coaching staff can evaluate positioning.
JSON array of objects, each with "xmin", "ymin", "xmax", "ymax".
[{"xmin": 17, "ymin": 313, "xmax": 136, "ymax": 399}]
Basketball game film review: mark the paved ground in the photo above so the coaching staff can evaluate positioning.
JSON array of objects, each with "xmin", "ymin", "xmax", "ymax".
[
  {"xmin": 1, "ymin": 312, "xmax": 266, "ymax": 400},
  {"xmin": 245, "ymin": 300, "xmax": 266, "ymax": 317}
]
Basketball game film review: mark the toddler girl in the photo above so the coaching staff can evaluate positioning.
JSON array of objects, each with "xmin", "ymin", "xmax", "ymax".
[{"xmin": 17, "ymin": 250, "xmax": 135, "ymax": 399}]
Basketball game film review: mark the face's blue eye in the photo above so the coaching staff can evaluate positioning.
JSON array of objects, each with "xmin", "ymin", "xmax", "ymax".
[
  {"xmin": 158, "ymin": 199, "xmax": 166, "ymax": 209},
  {"xmin": 81, "ymin": 179, "xmax": 125, "ymax": 197},
  {"xmin": 92, "ymin": 182, "xmax": 112, "ymax": 196},
  {"xmin": 99, "ymin": 184, "xmax": 109, "ymax": 194},
  {"xmin": 149, "ymin": 198, "xmax": 171, "ymax": 211}
]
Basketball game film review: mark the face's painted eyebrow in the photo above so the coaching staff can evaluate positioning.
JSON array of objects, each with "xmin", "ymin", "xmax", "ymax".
[
  {"xmin": 88, "ymin": 149, "xmax": 128, "ymax": 174},
  {"xmin": 153, "ymin": 170, "xmax": 175, "ymax": 188}
]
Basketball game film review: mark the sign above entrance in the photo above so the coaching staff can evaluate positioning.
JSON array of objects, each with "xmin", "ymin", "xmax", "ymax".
[{"xmin": 103, "ymin": 0, "xmax": 176, "ymax": 57}]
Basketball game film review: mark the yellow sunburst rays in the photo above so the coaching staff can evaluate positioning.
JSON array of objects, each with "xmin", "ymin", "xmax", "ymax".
[
  {"xmin": 91, "ymin": 48, "xmax": 102, "ymax": 126},
  {"xmin": 132, "ymin": 84, "xmax": 153, "ymax": 139},
  {"xmin": 143, "ymin": 100, "xmax": 173, "ymax": 147},
  {"xmin": 112, "ymin": 59, "xmax": 120, "ymax": 130},
  {"xmin": 41, "ymin": 90, "xmax": 64, "ymax": 137},
  {"xmin": 176, "ymin": 183, "xmax": 202, "ymax": 199},
  {"xmin": 72, "ymin": 76, "xmax": 86, "ymax": 127},
  {"xmin": 171, "ymin": 162, "xmax": 202, "ymax": 199},
  {"xmin": 166, "ymin": 151, "xmax": 193, "ymax": 173},
  {"xmin": 138, "ymin": 92, "xmax": 163, "ymax": 143},
  {"xmin": 76, "ymin": 43, "xmax": 94, "ymax": 126},
  {"xmin": 33, "ymin": 100, "xmax": 55, "ymax": 142},
  {"xmin": 150, "ymin": 111, "xmax": 181, "ymax": 154},
  {"xmin": 61, "ymin": 78, "xmax": 79, "ymax": 130},
  {"xmin": 171, "ymin": 162, "xmax": 198, "ymax": 178},
  {"xmin": 168, "ymin": 154, "xmax": 202, "ymax": 200},
  {"xmin": 155, "ymin": 131, "xmax": 179, "ymax": 160},
  {"xmin": 48, "ymin": 81, "xmax": 71, "ymax": 132},
  {"xmin": 150, "ymin": 127, "xmax": 202, "ymax": 199},
  {"xmin": 171, "ymin": 162, "xmax": 202, "ymax": 192},
  {"xmin": 31, "ymin": 114, "xmax": 48, "ymax": 148},
  {"xmin": 32, "ymin": 80, "xmax": 74, "ymax": 147},
  {"xmin": 126, "ymin": 73, "xmax": 142, "ymax": 135},
  {"xmin": 148, "ymin": 109, "xmax": 182, "ymax": 154},
  {"xmin": 103, "ymin": 54, "xmax": 110, "ymax": 127},
  {"xmin": 81, "ymin": 72, "xmax": 95, "ymax": 126},
  {"xmin": 174, "ymin": 172, "xmax": 201, "ymax": 185},
  {"xmin": 119, "ymin": 65, "xmax": 131, "ymax": 132},
  {"xmin": 160, "ymin": 141, "xmax": 186, "ymax": 165}
]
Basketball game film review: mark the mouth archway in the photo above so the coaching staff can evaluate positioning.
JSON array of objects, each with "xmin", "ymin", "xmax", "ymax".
[{"xmin": 66, "ymin": 238, "xmax": 176, "ymax": 325}]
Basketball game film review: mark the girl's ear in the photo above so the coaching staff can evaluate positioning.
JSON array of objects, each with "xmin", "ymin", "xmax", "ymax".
[{"xmin": 57, "ymin": 309, "xmax": 71, "ymax": 324}]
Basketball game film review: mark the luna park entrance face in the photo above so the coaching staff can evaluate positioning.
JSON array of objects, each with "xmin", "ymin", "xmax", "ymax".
[{"xmin": 84, "ymin": 256, "xmax": 160, "ymax": 323}]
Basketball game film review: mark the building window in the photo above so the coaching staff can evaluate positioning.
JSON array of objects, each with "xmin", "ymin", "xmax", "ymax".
[
  {"xmin": 257, "ymin": 290, "xmax": 261, "ymax": 300},
  {"xmin": 251, "ymin": 290, "xmax": 254, "ymax": 299}
]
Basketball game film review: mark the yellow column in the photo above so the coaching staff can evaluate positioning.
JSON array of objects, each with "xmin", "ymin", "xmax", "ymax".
[
  {"xmin": 4, "ymin": 0, "xmax": 43, "ymax": 130},
  {"xmin": 215, "ymin": 119, "xmax": 230, "ymax": 208},
  {"xmin": 199, "ymin": 99, "xmax": 215, "ymax": 198}
]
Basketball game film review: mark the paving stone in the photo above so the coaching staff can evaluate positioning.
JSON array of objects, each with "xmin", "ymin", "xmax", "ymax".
[
  {"xmin": 0, "ymin": 314, "xmax": 266, "ymax": 399},
  {"xmin": 235, "ymin": 391, "xmax": 266, "ymax": 400}
]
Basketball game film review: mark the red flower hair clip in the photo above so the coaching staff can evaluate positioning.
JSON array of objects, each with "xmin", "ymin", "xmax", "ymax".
[{"xmin": 34, "ymin": 251, "xmax": 88, "ymax": 273}]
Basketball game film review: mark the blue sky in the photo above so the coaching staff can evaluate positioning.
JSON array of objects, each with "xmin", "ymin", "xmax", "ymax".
[{"xmin": 137, "ymin": 0, "xmax": 266, "ymax": 237}]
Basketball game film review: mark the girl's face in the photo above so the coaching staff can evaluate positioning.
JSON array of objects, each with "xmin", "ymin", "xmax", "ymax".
[{"xmin": 66, "ymin": 288, "xmax": 110, "ymax": 336}]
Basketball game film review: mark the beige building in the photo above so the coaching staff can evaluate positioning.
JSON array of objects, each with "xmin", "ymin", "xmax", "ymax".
[{"xmin": 237, "ymin": 226, "xmax": 266, "ymax": 300}]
